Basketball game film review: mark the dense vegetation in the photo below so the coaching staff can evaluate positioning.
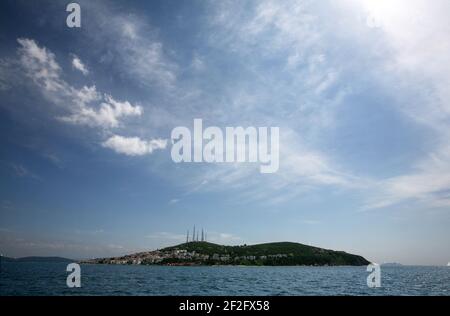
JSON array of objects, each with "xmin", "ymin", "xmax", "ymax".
[{"xmin": 162, "ymin": 241, "xmax": 370, "ymax": 266}]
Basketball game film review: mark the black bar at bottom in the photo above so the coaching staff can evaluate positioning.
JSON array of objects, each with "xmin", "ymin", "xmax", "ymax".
[{"xmin": 0, "ymin": 296, "xmax": 449, "ymax": 314}]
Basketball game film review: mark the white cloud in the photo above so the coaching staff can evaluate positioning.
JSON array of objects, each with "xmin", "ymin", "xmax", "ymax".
[
  {"xmin": 145, "ymin": 232, "xmax": 185, "ymax": 241},
  {"xmin": 60, "ymin": 94, "xmax": 142, "ymax": 128},
  {"xmin": 17, "ymin": 38, "xmax": 143, "ymax": 129},
  {"xmin": 84, "ymin": 3, "xmax": 177, "ymax": 88},
  {"xmin": 75, "ymin": 228, "xmax": 105, "ymax": 235},
  {"xmin": 282, "ymin": 145, "xmax": 353, "ymax": 187},
  {"xmin": 107, "ymin": 244, "xmax": 124, "ymax": 250},
  {"xmin": 17, "ymin": 38, "xmax": 144, "ymax": 130},
  {"xmin": 191, "ymin": 54, "xmax": 205, "ymax": 71},
  {"xmin": 350, "ymin": 0, "xmax": 450, "ymax": 121},
  {"xmin": 17, "ymin": 38, "xmax": 68, "ymax": 95},
  {"xmin": 208, "ymin": 0, "xmax": 450, "ymax": 210},
  {"xmin": 210, "ymin": 1, "xmax": 321, "ymax": 69},
  {"xmin": 364, "ymin": 146, "xmax": 450, "ymax": 210},
  {"xmin": 206, "ymin": 232, "xmax": 243, "ymax": 245},
  {"xmin": 15, "ymin": 3, "xmax": 450, "ymax": 211},
  {"xmin": 338, "ymin": 0, "xmax": 450, "ymax": 210},
  {"xmin": 151, "ymin": 1, "xmax": 356, "ymax": 205},
  {"xmin": 16, "ymin": 38, "xmax": 166, "ymax": 160},
  {"xmin": 172, "ymin": 124, "xmax": 365, "ymax": 207},
  {"xmin": 71, "ymin": 55, "xmax": 89, "ymax": 75},
  {"xmin": 72, "ymin": 85, "xmax": 101, "ymax": 106},
  {"xmin": 102, "ymin": 135, "xmax": 167, "ymax": 156}
]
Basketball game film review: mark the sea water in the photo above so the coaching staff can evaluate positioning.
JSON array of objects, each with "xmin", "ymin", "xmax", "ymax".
[{"xmin": 0, "ymin": 263, "xmax": 449, "ymax": 296}]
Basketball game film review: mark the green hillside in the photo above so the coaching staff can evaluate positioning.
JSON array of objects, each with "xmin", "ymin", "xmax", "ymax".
[{"xmin": 162, "ymin": 241, "xmax": 370, "ymax": 266}]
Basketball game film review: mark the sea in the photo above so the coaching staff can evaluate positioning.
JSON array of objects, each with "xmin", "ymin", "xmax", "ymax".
[{"xmin": 0, "ymin": 263, "xmax": 449, "ymax": 296}]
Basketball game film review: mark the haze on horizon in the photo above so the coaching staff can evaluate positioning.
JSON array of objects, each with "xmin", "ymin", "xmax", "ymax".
[{"xmin": 0, "ymin": 0, "xmax": 449, "ymax": 266}]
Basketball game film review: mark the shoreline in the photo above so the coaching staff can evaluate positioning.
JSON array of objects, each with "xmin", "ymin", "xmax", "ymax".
[{"xmin": 78, "ymin": 263, "xmax": 369, "ymax": 267}]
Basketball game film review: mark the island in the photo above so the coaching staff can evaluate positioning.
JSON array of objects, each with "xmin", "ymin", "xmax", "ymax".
[{"xmin": 81, "ymin": 241, "xmax": 370, "ymax": 266}]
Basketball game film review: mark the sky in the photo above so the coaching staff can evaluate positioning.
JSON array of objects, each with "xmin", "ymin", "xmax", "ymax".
[{"xmin": 0, "ymin": 0, "xmax": 449, "ymax": 265}]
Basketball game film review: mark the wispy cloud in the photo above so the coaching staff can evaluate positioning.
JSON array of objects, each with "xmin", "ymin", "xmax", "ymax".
[
  {"xmin": 18, "ymin": 39, "xmax": 144, "ymax": 130},
  {"xmin": 75, "ymin": 228, "xmax": 105, "ymax": 235},
  {"xmin": 10, "ymin": 163, "xmax": 40, "ymax": 180},
  {"xmin": 84, "ymin": 2, "xmax": 177, "ymax": 89},
  {"xmin": 71, "ymin": 54, "xmax": 89, "ymax": 75},
  {"xmin": 364, "ymin": 146, "xmax": 450, "ymax": 210},
  {"xmin": 1, "ymin": 200, "xmax": 13, "ymax": 210},
  {"xmin": 10, "ymin": 1, "xmax": 450, "ymax": 213},
  {"xmin": 206, "ymin": 232, "xmax": 243, "ymax": 245},
  {"xmin": 145, "ymin": 232, "xmax": 185, "ymax": 241},
  {"xmin": 18, "ymin": 38, "xmax": 69, "ymax": 97},
  {"xmin": 342, "ymin": 0, "xmax": 450, "ymax": 210},
  {"xmin": 16, "ymin": 38, "xmax": 167, "ymax": 158},
  {"xmin": 145, "ymin": 231, "xmax": 242, "ymax": 246}
]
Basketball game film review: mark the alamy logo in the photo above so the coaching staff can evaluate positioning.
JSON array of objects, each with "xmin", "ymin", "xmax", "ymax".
[
  {"xmin": 171, "ymin": 119, "xmax": 279, "ymax": 173},
  {"xmin": 366, "ymin": 263, "xmax": 381, "ymax": 288},
  {"xmin": 66, "ymin": 3, "xmax": 81, "ymax": 28},
  {"xmin": 66, "ymin": 263, "xmax": 81, "ymax": 288}
]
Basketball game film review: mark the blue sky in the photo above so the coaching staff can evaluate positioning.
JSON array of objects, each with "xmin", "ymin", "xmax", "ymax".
[{"xmin": 0, "ymin": 0, "xmax": 449, "ymax": 265}]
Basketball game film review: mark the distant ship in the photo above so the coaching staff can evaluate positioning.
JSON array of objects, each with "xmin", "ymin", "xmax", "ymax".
[{"xmin": 447, "ymin": 262, "xmax": 450, "ymax": 267}]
